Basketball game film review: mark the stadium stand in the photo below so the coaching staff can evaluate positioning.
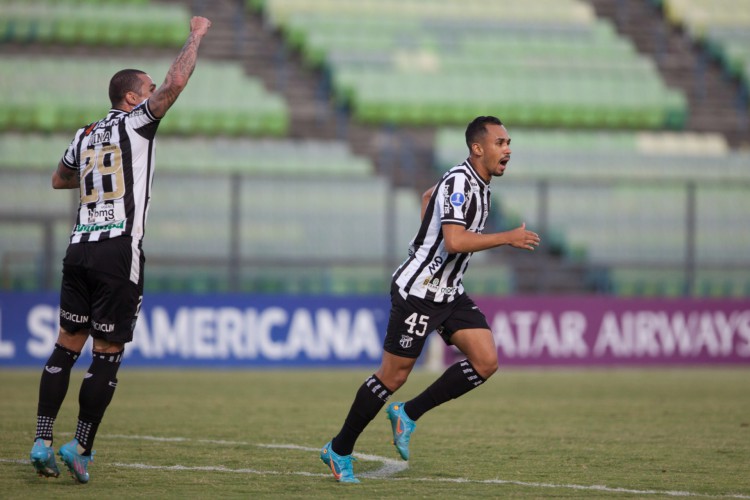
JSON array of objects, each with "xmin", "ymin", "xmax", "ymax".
[
  {"xmin": 0, "ymin": 134, "xmax": 374, "ymax": 176},
  {"xmin": 658, "ymin": 0, "xmax": 750, "ymax": 98},
  {"xmin": 0, "ymin": 1, "xmax": 188, "ymax": 47},
  {"xmin": 0, "ymin": 0, "xmax": 746, "ymax": 298},
  {"xmin": 435, "ymin": 127, "xmax": 750, "ymax": 296},
  {"xmin": 0, "ymin": 1, "xmax": 429, "ymax": 295},
  {"xmin": 0, "ymin": 131, "xmax": 437, "ymax": 294},
  {"xmin": 0, "ymin": 57, "xmax": 289, "ymax": 136},
  {"xmin": 258, "ymin": 0, "xmax": 688, "ymax": 129}
]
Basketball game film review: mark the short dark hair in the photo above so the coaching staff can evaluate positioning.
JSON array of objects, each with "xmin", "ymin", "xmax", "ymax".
[
  {"xmin": 108, "ymin": 69, "xmax": 147, "ymax": 106},
  {"xmin": 465, "ymin": 115, "xmax": 504, "ymax": 150}
]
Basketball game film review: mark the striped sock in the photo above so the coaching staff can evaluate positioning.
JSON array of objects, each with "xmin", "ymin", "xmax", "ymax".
[
  {"xmin": 404, "ymin": 359, "xmax": 485, "ymax": 421},
  {"xmin": 331, "ymin": 374, "xmax": 393, "ymax": 456}
]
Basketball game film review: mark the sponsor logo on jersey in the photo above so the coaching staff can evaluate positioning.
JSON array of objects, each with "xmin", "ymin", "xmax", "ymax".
[
  {"xmin": 100, "ymin": 116, "xmax": 124, "ymax": 128},
  {"xmin": 87, "ymin": 202, "xmax": 116, "ymax": 223},
  {"xmin": 74, "ymin": 220, "xmax": 125, "ymax": 233},
  {"xmin": 427, "ymin": 256, "xmax": 444, "ymax": 274},
  {"xmin": 425, "ymin": 278, "xmax": 458, "ymax": 296}
]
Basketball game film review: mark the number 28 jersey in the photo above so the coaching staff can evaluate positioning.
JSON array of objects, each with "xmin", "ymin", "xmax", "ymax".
[
  {"xmin": 393, "ymin": 159, "xmax": 491, "ymax": 303},
  {"xmin": 61, "ymin": 101, "xmax": 160, "ymax": 245}
]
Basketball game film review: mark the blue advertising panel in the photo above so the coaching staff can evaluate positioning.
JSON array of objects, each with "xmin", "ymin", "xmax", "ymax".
[
  {"xmin": 0, "ymin": 292, "xmax": 390, "ymax": 367},
  {"xmin": 5, "ymin": 292, "xmax": 748, "ymax": 368}
]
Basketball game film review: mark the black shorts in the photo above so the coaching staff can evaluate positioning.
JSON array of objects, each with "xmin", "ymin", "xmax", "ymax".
[
  {"xmin": 383, "ymin": 282, "xmax": 490, "ymax": 358},
  {"xmin": 59, "ymin": 237, "xmax": 144, "ymax": 344}
]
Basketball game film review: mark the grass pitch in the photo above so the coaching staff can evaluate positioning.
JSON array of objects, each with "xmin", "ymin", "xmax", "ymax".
[{"xmin": 1, "ymin": 367, "xmax": 749, "ymax": 499}]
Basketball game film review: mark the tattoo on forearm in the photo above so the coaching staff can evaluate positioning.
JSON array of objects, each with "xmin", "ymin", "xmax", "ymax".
[
  {"xmin": 173, "ymin": 34, "xmax": 199, "ymax": 79},
  {"xmin": 59, "ymin": 168, "xmax": 75, "ymax": 181},
  {"xmin": 163, "ymin": 34, "xmax": 200, "ymax": 105},
  {"xmin": 149, "ymin": 32, "xmax": 202, "ymax": 116}
]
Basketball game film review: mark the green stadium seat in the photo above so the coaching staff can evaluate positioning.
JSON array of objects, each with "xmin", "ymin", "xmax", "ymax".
[
  {"xmin": 433, "ymin": 127, "xmax": 750, "ymax": 297},
  {"xmin": 0, "ymin": 57, "xmax": 290, "ymax": 136},
  {"xmin": 1, "ymin": 1, "xmax": 190, "ymax": 47},
  {"xmin": 661, "ymin": 0, "xmax": 750, "ymax": 93},
  {"xmin": 263, "ymin": 0, "xmax": 687, "ymax": 129}
]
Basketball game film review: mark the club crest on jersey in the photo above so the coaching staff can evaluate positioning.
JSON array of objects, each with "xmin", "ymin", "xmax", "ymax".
[
  {"xmin": 450, "ymin": 192, "xmax": 465, "ymax": 207},
  {"xmin": 399, "ymin": 335, "xmax": 413, "ymax": 349}
]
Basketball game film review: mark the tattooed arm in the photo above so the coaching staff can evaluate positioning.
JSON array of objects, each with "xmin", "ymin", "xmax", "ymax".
[
  {"xmin": 52, "ymin": 161, "xmax": 79, "ymax": 189},
  {"xmin": 148, "ymin": 16, "xmax": 211, "ymax": 119}
]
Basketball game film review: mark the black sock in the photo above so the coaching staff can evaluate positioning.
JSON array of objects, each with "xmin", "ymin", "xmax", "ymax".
[
  {"xmin": 331, "ymin": 374, "xmax": 393, "ymax": 456},
  {"xmin": 404, "ymin": 359, "xmax": 485, "ymax": 421},
  {"xmin": 76, "ymin": 349, "xmax": 123, "ymax": 454},
  {"xmin": 35, "ymin": 343, "xmax": 80, "ymax": 443}
]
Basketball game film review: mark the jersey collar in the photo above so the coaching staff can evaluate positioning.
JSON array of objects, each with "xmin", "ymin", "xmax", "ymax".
[{"xmin": 464, "ymin": 158, "xmax": 490, "ymax": 186}]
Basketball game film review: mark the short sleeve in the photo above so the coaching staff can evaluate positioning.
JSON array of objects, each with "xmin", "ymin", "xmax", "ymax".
[
  {"xmin": 439, "ymin": 173, "xmax": 470, "ymax": 226},
  {"xmin": 61, "ymin": 131, "xmax": 82, "ymax": 170},
  {"xmin": 125, "ymin": 99, "xmax": 160, "ymax": 131}
]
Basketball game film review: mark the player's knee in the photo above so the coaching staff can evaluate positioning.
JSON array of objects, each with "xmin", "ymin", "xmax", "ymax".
[
  {"xmin": 376, "ymin": 368, "xmax": 410, "ymax": 392},
  {"xmin": 386, "ymin": 372, "xmax": 410, "ymax": 391},
  {"xmin": 393, "ymin": 370, "xmax": 411, "ymax": 389},
  {"xmin": 480, "ymin": 361, "xmax": 499, "ymax": 380},
  {"xmin": 57, "ymin": 328, "xmax": 88, "ymax": 352},
  {"xmin": 92, "ymin": 338, "xmax": 125, "ymax": 353},
  {"xmin": 472, "ymin": 354, "xmax": 499, "ymax": 380}
]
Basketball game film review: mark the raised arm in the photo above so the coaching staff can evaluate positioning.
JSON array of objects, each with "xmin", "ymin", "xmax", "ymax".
[{"xmin": 148, "ymin": 16, "xmax": 211, "ymax": 119}]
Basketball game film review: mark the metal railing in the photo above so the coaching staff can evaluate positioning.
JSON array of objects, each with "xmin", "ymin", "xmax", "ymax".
[{"xmin": 1, "ymin": 171, "xmax": 748, "ymax": 296}]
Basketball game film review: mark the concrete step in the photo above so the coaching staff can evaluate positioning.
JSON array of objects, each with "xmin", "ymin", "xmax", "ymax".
[{"xmin": 586, "ymin": 0, "xmax": 750, "ymax": 148}]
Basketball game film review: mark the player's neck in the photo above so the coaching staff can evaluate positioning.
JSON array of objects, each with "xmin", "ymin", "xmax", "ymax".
[{"xmin": 466, "ymin": 158, "xmax": 491, "ymax": 184}]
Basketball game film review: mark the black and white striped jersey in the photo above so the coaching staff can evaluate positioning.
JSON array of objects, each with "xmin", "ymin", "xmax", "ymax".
[
  {"xmin": 61, "ymin": 100, "xmax": 160, "ymax": 247},
  {"xmin": 393, "ymin": 159, "xmax": 491, "ymax": 303}
]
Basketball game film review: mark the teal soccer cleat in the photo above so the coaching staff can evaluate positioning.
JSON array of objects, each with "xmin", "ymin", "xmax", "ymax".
[
  {"xmin": 320, "ymin": 441, "xmax": 360, "ymax": 483},
  {"xmin": 30, "ymin": 438, "xmax": 60, "ymax": 478},
  {"xmin": 58, "ymin": 439, "xmax": 94, "ymax": 484},
  {"xmin": 386, "ymin": 402, "xmax": 416, "ymax": 461}
]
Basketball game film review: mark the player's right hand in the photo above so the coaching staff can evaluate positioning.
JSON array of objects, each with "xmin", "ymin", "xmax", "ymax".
[{"xmin": 191, "ymin": 16, "xmax": 211, "ymax": 36}]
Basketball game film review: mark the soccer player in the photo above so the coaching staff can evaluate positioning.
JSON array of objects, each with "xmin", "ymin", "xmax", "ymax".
[
  {"xmin": 29, "ymin": 16, "xmax": 211, "ymax": 483},
  {"xmin": 321, "ymin": 116, "xmax": 540, "ymax": 483}
]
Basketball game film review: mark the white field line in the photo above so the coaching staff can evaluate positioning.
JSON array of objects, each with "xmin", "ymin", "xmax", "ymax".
[{"xmin": 5, "ymin": 433, "xmax": 749, "ymax": 499}]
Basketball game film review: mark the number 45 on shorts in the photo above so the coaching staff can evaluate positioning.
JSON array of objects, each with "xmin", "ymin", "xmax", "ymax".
[{"xmin": 404, "ymin": 313, "xmax": 429, "ymax": 337}]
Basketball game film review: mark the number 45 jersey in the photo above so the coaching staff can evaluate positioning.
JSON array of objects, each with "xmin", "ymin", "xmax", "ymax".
[{"xmin": 61, "ymin": 100, "xmax": 160, "ymax": 245}]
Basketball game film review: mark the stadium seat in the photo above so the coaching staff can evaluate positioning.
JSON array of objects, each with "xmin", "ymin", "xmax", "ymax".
[
  {"xmin": 266, "ymin": 2, "xmax": 687, "ymax": 129},
  {"xmin": 661, "ymin": 0, "xmax": 750, "ymax": 94},
  {"xmin": 0, "ymin": 57, "xmax": 290, "ymax": 136},
  {"xmin": 433, "ymin": 127, "xmax": 750, "ymax": 296},
  {"xmin": 0, "ymin": 1, "xmax": 190, "ymax": 47}
]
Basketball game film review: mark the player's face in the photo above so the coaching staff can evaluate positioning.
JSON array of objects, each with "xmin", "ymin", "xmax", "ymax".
[
  {"xmin": 133, "ymin": 74, "xmax": 157, "ymax": 103},
  {"xmin": 477, "ymin": 124, "xmax": 512, "ymax": 179}
]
